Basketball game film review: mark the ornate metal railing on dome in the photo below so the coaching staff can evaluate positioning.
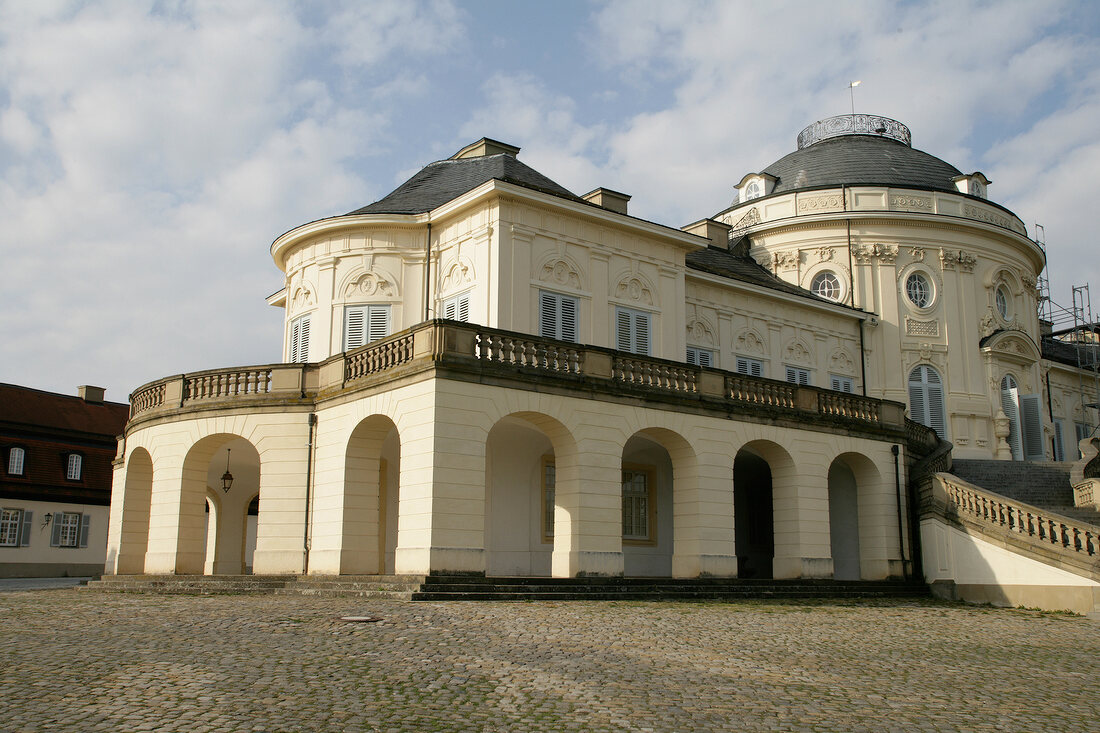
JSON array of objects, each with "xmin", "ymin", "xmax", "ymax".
[{"xmin": 797, "ymin": 114, "xmax": 911, "ymax": 149}]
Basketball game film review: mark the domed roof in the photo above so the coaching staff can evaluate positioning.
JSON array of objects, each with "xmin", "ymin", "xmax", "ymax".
[{"xmin": 761, "ymin": 115, "xmax": 963, "ymax": 195}]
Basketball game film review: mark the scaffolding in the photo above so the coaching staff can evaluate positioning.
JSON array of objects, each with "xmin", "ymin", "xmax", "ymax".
[{"xmin": 1038, "ymin": 224, "xmax": 1100, "ymax": 455}]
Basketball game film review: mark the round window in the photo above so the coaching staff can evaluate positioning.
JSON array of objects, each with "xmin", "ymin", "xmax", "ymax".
[
  {"xmin": 744, "ymin": 180, "xmax": 763, "ymax": 200},
  {"xmin": 905, "ymin": 272, "xmax": 933, "ymax": 309},
  {"xmin": 996, "ymin": 286, "xmax": 1011, "ymax": 320},
  {"xmin": 811, "ymin": 271, "xmax": 842, "ymax": 301}
]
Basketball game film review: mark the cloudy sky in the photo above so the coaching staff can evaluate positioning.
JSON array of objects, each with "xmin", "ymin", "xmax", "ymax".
[{"xmin": 3, "ymin": 0, "xmax": 1099, "ymax": 402}]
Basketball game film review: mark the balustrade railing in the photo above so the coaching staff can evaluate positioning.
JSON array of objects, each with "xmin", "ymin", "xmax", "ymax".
[
  {"xmin": 613, "ymin": 357, "xmax": 696, "ymax": 392},
  {"xmin": 819, "ymin": 391, "xmax": 881, "ymax": 423},
  {"xmin": 345, "ymin": 333, "xmax": 416, "ymax": 382},
  {"xmin": 475, "ymin": 332, "xmax": 581, "ymax": 374},
  {"xmin": 726, "ymin": 375, "xmax": 796, "ymax": 409},
  {"xmin": 940, "ymin": 475, "xmax": 1098, "ymax": 560},
  {"xmin": 130, "ymin": 383, "xmax": 166, "ymax": 417},
  {"xmin": 186, "ymin": 369, "xmax": 272, "ymax": 400}
]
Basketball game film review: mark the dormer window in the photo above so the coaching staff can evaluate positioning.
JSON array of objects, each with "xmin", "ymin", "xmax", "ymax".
[
  {"xmin": 954, "ymin": 173, "xmax": 990, "ymax": 199},
  {"xmin": 744, "ymin": 179, "xmax": 763, "ymax": 201},
  {"xmin": 736, "ymin": 173, "xmax": 776, "ymax": 204}
]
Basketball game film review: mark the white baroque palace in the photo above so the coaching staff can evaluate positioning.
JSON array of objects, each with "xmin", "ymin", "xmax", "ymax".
[{"xmin": 106, "ymin": 121, "xmax": 1100, "ymax": 604}]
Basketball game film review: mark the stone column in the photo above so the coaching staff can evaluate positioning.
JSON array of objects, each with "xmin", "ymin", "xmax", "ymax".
[
  {"xmin": 672, "ymin": 450, "xmax": 737, "ymax": 578},
  {"xmin": 772, "ymin": 460, "xmax": 833, "ymax": 579},
  {"xmin": 551, "ymin": 437, "xmax": 624, "ymax": 577}
]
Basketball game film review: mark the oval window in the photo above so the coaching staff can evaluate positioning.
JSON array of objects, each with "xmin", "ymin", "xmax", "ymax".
[
  {"xmin": 906, "ymin": 272, "xmax": 933, "ymax": 309},
  {"xmin": 996, "ymin": 286, "xmax": 1011, "ymax": 320},
  {"xmin": 811, "ymin": 271, "xmax": 841, "ymax": 301}
]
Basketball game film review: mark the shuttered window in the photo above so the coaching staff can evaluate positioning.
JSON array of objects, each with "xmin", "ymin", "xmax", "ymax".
[
  {"xmin": 1053, "ymin": 419, "xmax": 1066, "ymax": 462},
  {"xmin": 538, "ymin": 291, "xmax": 579, "ymax": 342},
  {"xmin": 51, "ymin": 512, "xmax": 89, "ymax": 548},
  {"xmin": 542, "ymin": 459, "xmax": 556, "ymax": 542},
  {"xmin": 998, "ymin": 375, "xmax": 1044, "ymax": 461},
  {"xmin": 7, "ymin": 447, "xmax": 24, "ymax": 476},
  {"xmin": 615, "ymin": 307, "xmax": 651, "ymax": 356},
  {"xmin": 909, "ymin": 365, "xmax": 947, "ymax": 440},
  {"xmin": 344, "ymin": 305, "xmax": 391, "ymax": 350},
  {"xmin": 686, "ymin": 347, "xmax": 713, "ymax": 367},
  {"xmin": 289, "ymin": 315, "xmax": 311, "ymax": 363},
  {"xmin": 441, "ymin": 292, "xmax": 470, "ymax": 322},
  {"xmin": 785, "ymin": 366, "xmax": 811, "ymax": 386},
  {"xmin": 0, "ymin": 508, "xmax": 21, "ymax": 546},
  {"xmin": 621, "ymin": 469, "xmax": 651, "ymax": 541},
  {"xmin": 736, "ymin": 357, "xmax": 765, "ymax": 378},
  {"xmin": 830, "ymin": 375, "xmax": 854, "ymax": 393}
]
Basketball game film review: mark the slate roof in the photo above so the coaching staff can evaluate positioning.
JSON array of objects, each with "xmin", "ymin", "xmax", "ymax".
[
  {"xmin": 762, "ymin": 134, "xmax": 964, "ymax": 195},
  {"xmin": 685, "ymin": 246, "xmax": 854, "ymax": 309},
  {"xmin": 346, "ymin": 153, "xmax": 583, "ymax": 216},
  {"xmin": 1041, "ymin": 336, "xmax": 1100, "ymax": 370}
]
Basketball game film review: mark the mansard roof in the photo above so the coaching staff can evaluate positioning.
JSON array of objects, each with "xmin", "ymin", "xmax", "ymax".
[
  {"xmin": 346, "ymin": 153, "xmax": 583, "ymax": 216},
  {"xmin": 686, "ymin": 245, "xmax": 854, "ymax": 309}
]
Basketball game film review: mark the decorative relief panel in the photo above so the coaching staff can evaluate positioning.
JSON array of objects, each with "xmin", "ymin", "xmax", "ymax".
[
  {"xmin": 615, "ymin": 274, "xmax": 655, "ymax": 305},
  {"xmin": 731, "ymin": 207, "xmax": 760, "ymax": 232},
  {"xmin": 440, "ymin": 258, "xmax": 475, "ymax": 294},
  {"xmin": 939, "ymin": 249, "xmax": 977, "ymax": 272},
  {"xmin": 686, "ymin": 319, "xmax": 717, "ymax": 347},
  {"xmin": 830, "ymin": 349, "xmax": 856, "ymax": 375},
  {"xmin": 784, "ymin": 339, "xmax": 813, "ymax": 365},
  {"xmin": 908, "ymin": 247, "xmax": 927, "ymax": 262},
  {"xmin": 964, "ymin": 205, "xmax": 1027, "ymax": 235},
  {"xmin": 816, "ymin": 247, "xmax": 834, "ymax": 262},
  {"xmin": 797, "ymin": 194, "xmax": 844, "ymax": 213},
  {"xmin": 538, "ymin": 256, "xmax": 583, "ymax": 290},
  {"xmin": 851, "ymin": 243, "xmax": 898, "ymax": 264},
  {"xmin": 775, "ymin": 250, "xmax": 800, "ymax": 271},
  {"xmin": 889, "ymin": 194, "xmax": 932, "ymax": 211},
  {"xmin": 343, "ymin": 270, "xmax": 398, "ymax": 299},
  {"xmin": 905, "ymin": 317, "xmax": 940, "ymax": 337},
  {"xmin": 736, "ymin": 329, "xmax": 767, "ymax": 355},
  {"xmin": 290, "ymin": 283, "xmax": 315, "ymax": 312}
]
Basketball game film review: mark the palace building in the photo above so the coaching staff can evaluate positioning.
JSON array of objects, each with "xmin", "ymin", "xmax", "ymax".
[{"xmin": 104, "ymin": 116, "xmax": 1100, "ymax": 610}]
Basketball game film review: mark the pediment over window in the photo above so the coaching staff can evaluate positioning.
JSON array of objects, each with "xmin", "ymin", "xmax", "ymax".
[
  {"xmin": 980, "ymin": 329, "xmax": 1040, "ymax": 365},
  {"xmin": 537, "ymin": 255, "xmax": 584, "ymax": 290},
  {"xmin": 686, "ymin": 318, "xmax": 717, "ymax": 347},
  {"xmin": 342, "ymin": 269, "xmax": 399, "ymax": 300},
  {"xmin": 614, "ymin": 272, "xmax": 656, "ymax": 306},
  {"xmin": 440, "ymin": 257, "xmax": 475, "ymax": 295}
]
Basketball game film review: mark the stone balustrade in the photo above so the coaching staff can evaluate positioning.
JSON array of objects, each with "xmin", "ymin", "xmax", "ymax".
[
  {"xmin": 937, "ymin": 474, "xmax": 1099, "ymax": 562},
  {"xmin": 126, "ymin": 320, "xmax": 905, "ymax": 435}
]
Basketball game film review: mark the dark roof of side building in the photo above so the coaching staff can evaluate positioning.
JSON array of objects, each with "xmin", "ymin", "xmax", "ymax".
[
  {"xmin": 346, "ymin": 153, "xmax": 583, "ymax": 216},
  {"xmin": 762, "ymin": 134, "xmax": 964, "ymax": 195},
  {"xmin": 0, "ymin": 384, "xmax": 128, "ymax": 437},
  {"xmin": 686, "ymin": 246, "xmax": 856, "ymax": 310},
  {"xmin": 1041, "ymin": 336, "xmax": 1100, "ymax": 370}
]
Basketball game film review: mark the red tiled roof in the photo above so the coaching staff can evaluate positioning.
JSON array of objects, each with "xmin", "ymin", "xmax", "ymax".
[{"xmin": 0, "ymin": 383, "xmax": 128, "ymax": 437}]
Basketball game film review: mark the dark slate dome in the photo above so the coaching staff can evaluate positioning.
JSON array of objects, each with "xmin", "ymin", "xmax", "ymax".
[{"xmin": 762, "ymin": 115, "xmax": 963, "ymax": 195}]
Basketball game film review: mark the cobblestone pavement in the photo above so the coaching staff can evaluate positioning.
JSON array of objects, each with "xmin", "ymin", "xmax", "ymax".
[{"xmin": 1, "ymin": 591, "xmax": 1097, "ymax": 732}]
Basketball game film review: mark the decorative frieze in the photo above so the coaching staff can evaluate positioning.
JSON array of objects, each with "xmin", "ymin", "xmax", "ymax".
[
  {"xmin": 964, "ymin": 204, "xmax": 1027, "ymax": 236},
  {"xmin": 797, "ymin": 194, "xmax": 844, "ymax": 213},
  {"xmin": 889, "ymin": 194, "xmax": 933, "ymax": 211},
  {"xmin": 851, "ymin": 243, "xmax": 898, "ymax": 264}
]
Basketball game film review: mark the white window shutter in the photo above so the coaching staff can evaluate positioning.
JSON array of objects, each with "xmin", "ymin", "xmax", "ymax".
[
  {"xmin": 635, "ymin": 312, "xmax": 650, "ymax": 356},
  {"xmin": 1021, "ymin": 394, "xmax": 1045, "ymax": 461},
  {"xmin": 616, "ymin": 309, "xmax": 633, "ymax": 351},
  {"xmin": 786, "ymin": 366, "xmax": 797, "ymax": 384},
  {"xmin": 289, "ymin": 318, "xmax": 300, "ymax": 361},
  {"xmin": 697, "ymin": 350, "xmax": 711, "ymax": 368},
  {"xmin": 19, "ymin": 511, "xmax": 32, "ymax": 547},
  {"xmin": 927, "ymin": 380, "xmax": 947, "ymax": 440},
  {"xmin": 345, "ymin": 308, "xmax": 366, "ymax": 350},
  {"xmin": 559, "ymin": 297, "xmax": 577, "ymax": 342},
  {"xmin": 50, "ymin": 517, "xmax": 63, "ymax": 547},
  {"xmin": 442, "ymin": 298, "xmax": 456, "ymax": 320},
  {"xmin": 1053, "ymin": 420, "xmax": 1066, "ymax": 462},
  {"xmin": 539, "ymin": 291, "xmax": 558, "ymax": 339},
  {"xmin": 367, "ymin": 305, "xmax": 390, "ymax": 342},
  {"xmin": 78, "ymin": 514, "xmax": 91, "ymax": 548},
  {"xmin": 1001, "ymin": 387, "xmax": 1023, "ymax": 460},
  {"xmin": 457, "ymin": 294, "xmax": 469, "ymax": 323}
]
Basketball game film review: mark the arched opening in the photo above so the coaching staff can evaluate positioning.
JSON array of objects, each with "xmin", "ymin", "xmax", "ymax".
[
  {"xmin": 243, "ymin": 495, "xmax": 259, "ymax": 573},
  {"xmin": 485, "ymin": 413, "xmax": 576, "ymax": 577},
  {"xmin": 827, "ymin": 459, "xmax": 861, "ymax": 580},
  {"xmin": 342, "ymin": 415, "xmax": 400, "ymax": 574},
  {"xmin": 734, "ymin": 448, "xmax": 774, "ymax": 579},
  {"xmin": 620, "ymin": 429, "xmax": 693, "ymax": 577},
  {"xmin": 166, "ymin": 435, "xmax": 259, "ymax": 575},
  {"xmin": 113, "ymin": 447, "xmax": 153, "ymax": 574}
]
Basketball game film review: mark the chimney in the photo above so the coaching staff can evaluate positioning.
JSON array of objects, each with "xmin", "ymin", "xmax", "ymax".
[
  {"xmin": 582, "ymin": 188, "xmax": 631, "ymax": 215},
  {"xmin": 451, "ymin": 138, "xmax": 521, "ymax": 159},
  {"xmin": 78, "ymin": 385, "xmax": 105, "ymax": 403},
  {"xmin": 681, "ymin": 218, "xmax": 733, "ymax": 248}
]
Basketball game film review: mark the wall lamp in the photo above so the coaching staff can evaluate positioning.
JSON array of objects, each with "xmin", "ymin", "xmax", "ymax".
[
  {"xmin": 221, "ymin": 448, "xmax": 234, "ymax": 494},
  {"xmin": 42, "ymin": 512, "xmax": 53, "ymax": 527}
]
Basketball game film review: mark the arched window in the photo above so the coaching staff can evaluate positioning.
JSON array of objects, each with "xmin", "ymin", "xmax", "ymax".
[
  {"xmin": 811, "ymin": 271, "xmax": 841, "ymax": 301},
  {"xmin": 908, "ymin": 365, "xmax": 947, "ymax": 440},
  {"xmin": 995, "ymin": 286, "xmax": 1011, "ymax": 321}
]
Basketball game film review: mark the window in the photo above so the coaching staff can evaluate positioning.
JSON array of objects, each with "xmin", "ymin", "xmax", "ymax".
[
  {"xmin": 995, "ymin": 286, "xmax": 1011, "ymax": 321},
  {"xmin": 1053, "ymin": 419, "xmax": 1066, "ymax": 462},
  {"xmin": 811, "ymin": 271, "xmax": 842, "ymax": 301},
  {"xmin": 51, "ymin": 512, "xmax": 89, "ymax": 548},
  {"xmin": 7, "ymin": 447, "xmax": 24, "ymax": 476},
  {"xmin": 344, "ymin": 304, "xmax": 391, "ymax": 350},
  {"xmin": 909, "ymin": 365, "xmax": 947, "ymax": 440},
  {"xmin": 441, "ymin": 292, "xmax": 470, "ymax": 322},
  {"xmin": 785, "ymin": 366, "xmax": 811, "ymax": 386},
  {"xmin": 542, "ymin": 457, "xmax": 556, "ymax": 542},
  {"xmin": 66, "ymin": 454, "xmax": 82, "ymax": 481},
  {"xmin": 621, "ymin": 468, "xmax": 653, "ymax": 542},
  {"xmin": 686, "ymin": 347, "xmax": 714, "ymax": 367},
  {"xmin": 905, "ymin": 272, "xmax": 933, "ymax": 309},
  {"xmin": 736, "ymin": 357, "xmax": 765, "ymax": 378},
  {"xmin": 289, "ymin": 314, "xmax": 311, "ymax": 363},
  {"xmin": 538, "ymin": 291, "xmax": 578, "ymax": 342},
  {"xmin": 743, "ymin": 179, "xmax": 763, "ymax": 201},
  {"xmin": 615, "ymin": 307, "xmax": 651, "ymax": 356},
  {"xmin": 999, "ymin": 375, "xmax": 1044, "ymax": 461},
  {"xmin": 1, "ymin": 508, "xmax": 31, "ymax": 547},
  {"xmin": 830, "ymin": 375, "xmax": 855, "ymax": 393}
]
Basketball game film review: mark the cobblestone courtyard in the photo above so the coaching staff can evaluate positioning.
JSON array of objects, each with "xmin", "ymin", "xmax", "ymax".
[{"xmin": 1, "ymin": 589, "xmax": 1097, "ymax": 732}]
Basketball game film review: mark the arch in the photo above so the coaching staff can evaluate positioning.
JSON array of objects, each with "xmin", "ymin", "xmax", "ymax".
[
  {"xmin": 485, "ymin": 412, "xmax": 578, "ymax": 577},
  {"xmin": 827, "ymin": 457, "xmax": 861, "ymax": 580},
  {"xmin": 112, "ymin": 447, "xmax": 153, "ymax": 574},
  {"xmin": 202, "ymin": 491, "xmax": 220, "ymax": 575},
  {"xmin": 733, "ymin": 440, "xmax": 797, "ymax": 580},
  {"xmin": 908, "ymin": 364, "xmax": 947, "ymax": 440},
  {"xmin": 338, "ymin": 414, "xmax": 401, "ymax": 575},
  {"xmin": 243, "ymin": 494, "xmax": 259, "ymax": 573}
]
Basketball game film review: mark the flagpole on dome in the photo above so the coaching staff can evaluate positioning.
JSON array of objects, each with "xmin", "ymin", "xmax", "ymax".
[{"xmin": 848, "ymin": 80, "xmax": 861, "ymax": 116}]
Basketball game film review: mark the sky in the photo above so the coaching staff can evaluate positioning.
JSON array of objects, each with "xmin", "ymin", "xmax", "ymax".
[{"xmin": 2, "ymin": 0, "xmax": 1100, "ymax": 403}]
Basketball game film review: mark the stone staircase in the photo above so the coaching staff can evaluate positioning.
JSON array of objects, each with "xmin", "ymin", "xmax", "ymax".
[
  {"xmin": 949, "ymin": 459, "xmax": 1100, "ymax": 526},
  {"xmin": 86, "ymin": 573, "xmax": 928, "ymax": 602}
]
